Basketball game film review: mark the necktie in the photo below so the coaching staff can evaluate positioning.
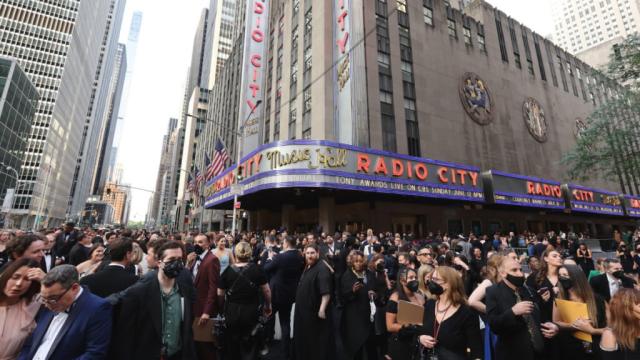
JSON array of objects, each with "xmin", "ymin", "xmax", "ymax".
[{"xmin": 514, "ymin": 289, "xmax": 544, "ymax": 352}]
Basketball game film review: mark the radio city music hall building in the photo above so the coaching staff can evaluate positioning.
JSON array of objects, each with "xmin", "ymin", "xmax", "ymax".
[{"xmin": 202, "ymin": 0, "xmax": 639, "ymax": 237}]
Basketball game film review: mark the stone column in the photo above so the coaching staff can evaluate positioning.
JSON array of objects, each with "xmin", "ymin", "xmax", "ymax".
[{"xmin": 318, "ymin": 197, "xmax": 336, "ymax": 235}]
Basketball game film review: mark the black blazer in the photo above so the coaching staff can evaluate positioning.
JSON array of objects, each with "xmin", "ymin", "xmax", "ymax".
[
  {"xmin": 263, "ymin": 249, "xmax": 304, "ymax": 305},
  {"xmin": 112, "ymin": 274, "xmax": 196, "ymax": 360},
  {"xmin": 486, "ymin": 281, "xmax": 539, "ymax": 360},
  {"xmin": 54, "ymin": 230, "xmax": 79, "ymax": 261},
  {"xmin": 80, "ymin": 264, "xmax": 138, "ymax": 298}
]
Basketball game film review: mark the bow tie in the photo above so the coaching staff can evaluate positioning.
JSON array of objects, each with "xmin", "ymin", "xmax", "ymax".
[{"xmin": 44, "ymin": 251, "xmax": 51, "ymax": 256}]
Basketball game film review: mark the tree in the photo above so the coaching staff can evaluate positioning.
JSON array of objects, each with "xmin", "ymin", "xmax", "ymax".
[{"xmin": 562, "ymin": 35, "xmax": 640, "ymax": 195}]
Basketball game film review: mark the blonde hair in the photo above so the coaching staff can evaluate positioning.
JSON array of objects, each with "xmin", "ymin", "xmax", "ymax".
[
  {"xmin": 130, "ymin": 242, "xmax": 143, "ymax": 265},
  {"xmin": 234, "ymin": 241, "xmax": 252, "ymax": 261},
  {"xmin": 418, "ymin": 264, "xmax": 435, "ymax": 296}
]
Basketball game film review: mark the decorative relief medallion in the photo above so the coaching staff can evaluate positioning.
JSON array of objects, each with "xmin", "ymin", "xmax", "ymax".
[
  {"xmin": 523, "ymin": 97, "xmax": 548, "ymax": 143},
  {"xmin": 459, "ymin": 72, "xmax": 493, "ymax": 125}
]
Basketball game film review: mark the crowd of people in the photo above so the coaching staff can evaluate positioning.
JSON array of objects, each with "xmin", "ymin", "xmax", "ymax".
[{"xmin": 0, "ymin": 224, "xmax": 639, "ymax": 360}]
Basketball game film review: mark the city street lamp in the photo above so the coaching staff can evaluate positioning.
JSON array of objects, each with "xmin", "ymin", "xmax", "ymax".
[{"xmin": 185, "ymin": 99, "xmax": 262, "ymax": 235}]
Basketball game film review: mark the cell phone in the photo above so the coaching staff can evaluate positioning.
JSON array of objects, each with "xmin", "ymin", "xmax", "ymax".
[{"xmin": 537, "ymin": 287, "xmax": 549, "ymax": 294}]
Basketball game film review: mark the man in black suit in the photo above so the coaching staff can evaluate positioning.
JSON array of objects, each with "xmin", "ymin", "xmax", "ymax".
[
  {"xmin": 320, "ymin": 234, "xmax": 342, "ymax": 269},
  {"xmin": 112, "ymin": 241, "xmax": 196, "ymax": 360},
  {"xmin": 80, "ymin": 237, "xmax": 137, "ymax": 298},
  {"xmin": 54, "ymin": 222, "xmax": 79, "ymax": 263},
  {"xmin": 589, "ymin": 258, "xmax": 635, "ymax": 302},
  {"xmin": 263, "ymin": 236, "xmax": 304, "ymax": 359},
  {"xmin": 40, "ymin": 231, "xmax": 60, "ymax": 272},
  {"xmin": 486, "ymin": 258, "xmax": 559, "ymax": 360}
]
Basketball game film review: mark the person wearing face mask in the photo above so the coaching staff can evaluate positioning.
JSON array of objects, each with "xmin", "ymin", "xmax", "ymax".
[
  {"xmin": 217, "ymin": 241, "xmax": 271, "ymax": 360},
  {"xmin": 552, "ymin": 264, "xmax": 607, "ymax": 360},
  {"xmin": 385, "ymin": 267, "xmax": 425, "ymax": 360},
  {"xmin": 113, "ymin": 241, "xmax": 197, "ymax": 360},
  {"xmin": 590, "ymin": 258, "xmax": 636, "ymax": 302},
  {"xmin": 367, "ymin": 254, "xmax": 392, "ymax": 359},
  {"xmin": 186, "ymin": 233, "xmax": 220, "ymax": 360},
  {"xmin": 486, "ymin": 258, "xmax": 559, "ymax": 360},
  {"xmin": 418, "ymin": 266, "xmax": 482, "ymax": 360}
]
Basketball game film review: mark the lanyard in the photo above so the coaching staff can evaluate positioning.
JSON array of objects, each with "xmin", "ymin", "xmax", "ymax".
[{"xmin": 432, "ymin": 300, "xmax": 451, "ymax": 341}]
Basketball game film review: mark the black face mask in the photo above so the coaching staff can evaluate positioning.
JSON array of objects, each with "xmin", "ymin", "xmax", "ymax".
[
  {"xmin": 612, "ymin": 270, "xmax": 625, "ymax": 279},
  {"xmin": 427, "ymin": 281, "xmax": 444, "ymax": 296},
  {"xmin": 193, "ymin": 244, "xmax": 205, "ymax": 256},
  {"xmin": 406, "ymin": 280, "xmax": 419, "ymax": 293},
  {"xmin": 559, "ymin": 277, "xmax": 574, "ymax": 291},
  {"xmin": 376, "ymin": 262, "xmax": 385, "ymax": 272},
  {"xmin": 506, "ymin": 274, "xmax": 525, "ymax": 288},
  {"xmin": 163, "ymin": 259, "xmax": 184, "ymax": 279}
]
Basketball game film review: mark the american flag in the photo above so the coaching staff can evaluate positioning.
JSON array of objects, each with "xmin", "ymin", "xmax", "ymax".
[
  {"xmin": 187, "ymin": 173, "xmax": 195, "ymax": 193},
  {"xmin": 195, "ymin": 166, "xmax": 203, "ymax": 188},
  {"xmin": 209, "ymin": 138, "xmax": 229, "ymax": 178}
]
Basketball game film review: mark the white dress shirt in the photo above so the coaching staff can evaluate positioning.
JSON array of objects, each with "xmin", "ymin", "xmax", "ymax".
[
  {"xmin": 192, "ymin": 250, "xmax": 209, "ymax": 278},
  {"xmin": 606, "ymin": 273, "xmax": 621, "ymax": 298},
  {"xmin": 44, "ymin": 253, "xmax": 53, "ymax": 272},
  {"xmin": 32, "ymin": 288, "xmax": 84, "ymax": 360}
]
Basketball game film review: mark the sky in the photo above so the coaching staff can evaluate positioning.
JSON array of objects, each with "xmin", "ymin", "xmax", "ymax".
[{"xmin": 116, "ymin": 0, "xmax": 553, "ymax": 222}]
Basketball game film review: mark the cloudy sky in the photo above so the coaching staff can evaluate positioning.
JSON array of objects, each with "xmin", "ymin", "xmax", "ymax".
[{"xmin": 116, "ymin": 0, "xmax": 554, "ymax": 222}]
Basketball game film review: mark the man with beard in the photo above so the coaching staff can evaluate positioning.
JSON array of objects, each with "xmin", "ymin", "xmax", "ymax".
[{"xmin": 294, "ymin": 244, "xmax": 332, "ymax": 360}]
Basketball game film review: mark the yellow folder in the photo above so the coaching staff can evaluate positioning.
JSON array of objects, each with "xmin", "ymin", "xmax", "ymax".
[{"xmin": 555, "ymin": 298, "xmax": 592, "ymax": 342}]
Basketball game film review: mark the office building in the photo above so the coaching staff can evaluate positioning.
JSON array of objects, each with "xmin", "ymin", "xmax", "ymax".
[
  {"xmin": 0, "ymin": 0, "xmax": 113, "ymax": 228},
  {"xmin": 92, "ymin": 44, "xmax": 127, "ymax": 195},
  {"xmin": 69, "ymin": 0, "xmax": 126, "ymax": 220},
  {"xmin": 202, "ymin": 0, "xmax": 638, "ymax": 236},
  {"xmin": 111, "ymin": 11, "xmax": 143, "ymax": 167},
  {"xmin": 103, "ymin": 181, "xmax": 128, "ymax": 225},
  {"xmin": 0, "ymin": 57, "xmax": 39, "ymax": 227},
  {"xmin": 552, "ymin": 0, "xmax": 640, "ymax": 68},
  {"xmin": 150, "ymin": 118, "xmax": 179, "ymax": 227}
]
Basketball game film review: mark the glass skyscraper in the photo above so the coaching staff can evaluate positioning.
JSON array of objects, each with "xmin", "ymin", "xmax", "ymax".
[{"xmin": 0, "ymin": 56, "xmax": 38, "ymax": 212}]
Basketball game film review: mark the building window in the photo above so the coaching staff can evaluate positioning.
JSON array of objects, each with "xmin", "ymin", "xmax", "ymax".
[
  {"xmin": 447, "ymin": 19, "xmax": 457, "ymax": 38},
  {"xmin": 544, "ymin": 41, "xmax": 558, "ymax": 87},
  {"xmin": 378, "ymin": 52, "xmax": 390, "ymax": 69},
  {"xmin": 379, "ymin": 90, "xmax": 393, "ymax": 104},
  {"xmin": 423, "ymin": 6, "xmax": 433, "ymax": 26},
  {"xmin": 495, "ymin": 14, "xmax": 508, "ymax": 62},
  {"xmin": 288, "ymin": 107, "xmax": 297, "ymax": 140},
  {"xmin": 463, "ymin": 26, "xmax": 472, "ymax": 45},
  {"xmin": 397, "ymin": 0, "xmax": 407, "ymax": 13},
  {"xmin": 534, "ymin": 38, "xmax": 546, "ymax": 81},
  {"xmin": 478, "ymin": 33, "xmax": 486, "ymax": 52}
]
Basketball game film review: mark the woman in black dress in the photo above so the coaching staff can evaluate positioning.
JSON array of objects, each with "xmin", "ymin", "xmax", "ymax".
[
  {"xmin": 552, "ymin": 264, "xmax": 607, "ymax": 360},
  {"xmin": 525, "ymin": 249, "xmax": 563, "ymax": 360},
  {"xmin": 600, "ymin": 288, "xmax": 640, "ymax": 360},
  {"xmin": 341, "ymin": 250, "xmax": 382, "ymax": 360},
  {"xmin": 218, "ymin": 241, "xmax": 272, "ymax": 360},
  {"xmin": 385, "ymin": 267, "xmax": 424, "ymax": 360},
  {"xmin": 418, "ymin": 265, "xmax": 482, "ymax": 360},
  {"xmin": 576, "ymin": 242, "xmax": 595, "ymax": 275}
]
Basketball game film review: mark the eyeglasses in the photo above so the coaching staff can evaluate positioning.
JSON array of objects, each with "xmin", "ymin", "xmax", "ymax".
[{"xmin": 39, "ymin": 286, "xmax": 72, "ymax": 305}]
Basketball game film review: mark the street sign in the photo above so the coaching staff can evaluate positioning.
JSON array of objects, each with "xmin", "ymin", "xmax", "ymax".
[
  {"xmin": 230, "ymin": 184, "xmax": 243, "ymax": 196},
  {"xmin": 234, "ymin": 202, "xmax": 241, "ymax": 209}
]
